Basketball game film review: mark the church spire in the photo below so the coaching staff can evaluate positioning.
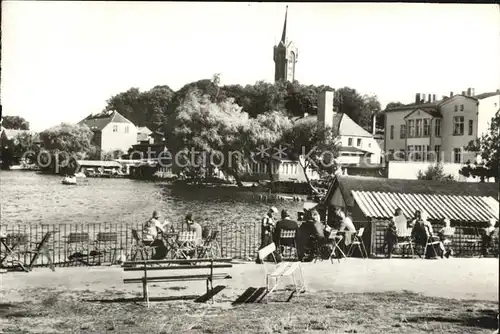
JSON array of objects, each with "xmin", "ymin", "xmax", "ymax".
[{"xmin": 281, "ymin": 6, "xmax": 288, "ymax": 44}]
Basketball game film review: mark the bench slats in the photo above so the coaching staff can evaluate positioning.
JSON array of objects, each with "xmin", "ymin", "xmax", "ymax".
[
  {"xmin": 123, "ymin": 264, "xmax": 233, "ymax": 272},
  {"xmin": 269, "ymin": 262, "xmax": 292, "ymax": 277},
  {"xmin": 123, "ymin": 273, "xmax": 231, "ymax": 284},
  {"xmin": 282, "ymin": 262, "xmax": 300, "ymax": 276},
  {"xmin": 123, "ymin": 258, "xmax": 232, "ymax": 266}
]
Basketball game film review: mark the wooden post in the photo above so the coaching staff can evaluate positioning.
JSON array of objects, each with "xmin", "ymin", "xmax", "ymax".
[{"xmin": 143, "ymin": 260, "xmax": 149, "ymax": 307}]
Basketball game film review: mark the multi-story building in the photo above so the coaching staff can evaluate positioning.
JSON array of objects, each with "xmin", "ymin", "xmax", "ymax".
[
  {"xmin": 78, "ymin": 110, "xmax": 137, "ymax": 154},
  {"xmin": 475, "ymin": 90, "xmax": 500, "ymax": 137},
  {"xmin": 384, "ymin": 88, "xmax": 497, "ymax": 165}
]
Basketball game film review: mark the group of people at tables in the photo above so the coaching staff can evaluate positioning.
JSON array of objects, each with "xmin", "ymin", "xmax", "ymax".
[
  {"xmin": 141, "ymin": 210, "xmax": 205, "ymax": 260},
  {"xmin": 257, "ymin": 203, "xmax": 498, "ymax": 261},
  {"xmin": 257, "ymin": 202, "xmax": 358, "ymax": 262}
]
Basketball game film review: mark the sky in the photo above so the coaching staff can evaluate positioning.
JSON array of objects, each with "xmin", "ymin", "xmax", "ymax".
[{"xmin": 2, "ymin": 2, "xmax": 500, "ymax": 132}]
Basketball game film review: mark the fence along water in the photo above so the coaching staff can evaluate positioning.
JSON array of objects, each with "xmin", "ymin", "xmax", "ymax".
[{"xmin": 0, "ymin": 221, "xmax": 495, "ymax": 268}]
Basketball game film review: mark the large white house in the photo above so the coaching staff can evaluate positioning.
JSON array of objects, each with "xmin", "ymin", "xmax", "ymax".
[
  {"xmin": 78, "ymin": 110, "xmax": 137, "ymax": 153},
  {"xmin": 384, "ymin": 88, "xmax": 499, "ymax": 165}
]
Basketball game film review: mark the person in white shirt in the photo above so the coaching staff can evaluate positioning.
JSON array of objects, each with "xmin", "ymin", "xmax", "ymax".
[
  {"xmin": 336, "ymin": 208, "xmax": 356, "ymax": 232},
  {"xmin": 481, "ymin": 218, "xmax": 497, "ymax": 257},
  {"xmin": 142, "ymin": 210, "xmax": 169, "ymax": 259}
]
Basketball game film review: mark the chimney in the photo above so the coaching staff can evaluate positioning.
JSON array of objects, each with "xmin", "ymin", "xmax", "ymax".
[
  {"xmin": 471, "ymin": 88, "xmax": 475, "ymax": 96},
  {"xmin": 422, "ymin": 93, "xmax": 426, "ymax": 103},
  {"xmin": 318, "ymin": 91, "xmax": 334, "ymax": 129},
  {"xmin": 462, "ymin": 91, "xmax": 466, "ymax": 96},
  {"xmin": 372, "ymin": 114, "xmax": 377, "ymax": 135},
  {"xmin": 433, "ymin": 94, "xmax": 436, "ymax": 102},
  {"xmin": 415, "ymin": 93, "xmax": 421, "ymax": 104},
  {"xmin": 427, "ymin": 94, "xmax": 432, "ymax": 103},
  {"xmin": 467, "ymin": 88, "xmax": 471, "ymax": 96},
  {"xmin": 450, "ymin": 91, "xmax": 453, "ymax": 97}
]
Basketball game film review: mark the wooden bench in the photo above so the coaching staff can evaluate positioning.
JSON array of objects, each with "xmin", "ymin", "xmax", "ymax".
[{"xmin": 122, "ymin": 258, "xmax": 233, "ymax": 307}]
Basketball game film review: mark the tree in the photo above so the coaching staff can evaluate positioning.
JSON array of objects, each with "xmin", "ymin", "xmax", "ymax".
[
  {"xmin": 2, "ymin": 116, "xmax": 30, "ymax": 130},
  {"xmin": 385, "ymin": 102, "xmax": 405, "ymax": 110},
  {"xmin": 38, "ymin": 123, "xmax": 96, "ymax": 174},
  {"xmin": 417, "ymin": 163, "xmax": 455, "ymax": 181},
  {"xmin": 281, "ymin": 117, "xmax": 339, "ymax": 193},
  {"xmin": 459, "ymin": 110, "xmax": 500, "ymax": 182},
  {"xmin": 334, "ymin": 87, "xmax": 379, "ymax": 132}
]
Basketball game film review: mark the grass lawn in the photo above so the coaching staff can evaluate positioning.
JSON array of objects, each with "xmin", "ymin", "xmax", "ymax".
[{"xmin": 0, "ymin": 287, "xmax": 497, "ymax": 333}]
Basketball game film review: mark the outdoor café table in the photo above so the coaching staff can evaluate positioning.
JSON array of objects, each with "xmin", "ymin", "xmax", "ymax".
[
  {"xmin": 161, "ymin": 232, "xmax": 179, "ymax": 260},
  {"xmin": 328, "ymin": 231, "xmax": 346, "ymax": 261}
]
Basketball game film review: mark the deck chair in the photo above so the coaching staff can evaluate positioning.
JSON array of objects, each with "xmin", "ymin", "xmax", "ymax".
[
  {"xmin": 14, "ymin": 232, "xmax": 56, "ymax": 272},
  {"xmin": 174, "ymin": 232, "xmax": 199, "ymax": 259},
  {"xmin": 278, "ymin": 229, "xmax": 298, "ymax": 260},
  {"xmin": 129, "ymin": 229, "xmax": 158, "ymax": 261},
  {"xmin": 258, "ymin": 243, "xmax": 305, "ymax": 301},
  {"xmin": 396, "ymin": 227, "xmax": 415, "ymax": 258},
  {"xmin": 198, "ymin": 231, "xmax": 221, "ymax": 259},
  {"xmin": 346, "ymin": 228, "xmax": 368, "ymax": 258}
]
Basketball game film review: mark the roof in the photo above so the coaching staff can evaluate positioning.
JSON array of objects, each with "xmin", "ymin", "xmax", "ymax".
[
  {"xmin": 339, "ymin": 146, "xmax": 372, "ymax": 154},
  {"xmin": 137, "ymin": 126, "xmax": 152, "ymax": 135},
  {"xmin": 404, "ymin": 107, "xmax": 442, "ymax": 119},
  {"xmin": 474, "ymin": 91, "xmax": 500, "ymax": 100},
  {"xmin": 325, "ymin": 175, "xmax": 499, "ymax": 207},
  {"xmin": 76, "ymin": 160, "xmax": 122, "ymax": 168},
  {"xmin": 338, "ymin": 114, "xmax": 372, "ymax": 138},
  {"xmin": 386, "ymin": 95, "xmax": 478, "ymax": 113},
  {"xmin": 78, "ymin": 110, "xmax": 133, "ymax": 131},
  {"xmin": 352, "ymin": 190, "xmax": 498, "ymax": 223}
]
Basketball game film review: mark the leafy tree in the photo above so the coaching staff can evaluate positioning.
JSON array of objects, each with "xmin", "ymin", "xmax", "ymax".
[
  {"xmin": 459, "ymin": 111, "xmax": 500, "ymax": 182},
  {"xmin": 417, "ymin": 163, "xmax": 455, "ymax": 181},
  {"xmin": 334, "ymin": 87, "xmax": 378, "ymax": 132},
  {"xmin": 385, "ymin": 102, "xmax": 405, "ymax": 110},
  {"xmin": 2, "ymin": 116, "xmax": 30, "ymax": 130},
  {"xmin": 38, "ymin": 123, "xmax": 96, "ymax": 174},
  {"xmin": 281, "ymin": 117, "xmax": 339, "ymax": 193}
]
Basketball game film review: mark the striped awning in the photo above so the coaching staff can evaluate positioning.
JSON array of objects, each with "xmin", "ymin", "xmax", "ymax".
[{"xmin": 352, "ymin": 191, "xmax": 499, "ymax": 223}]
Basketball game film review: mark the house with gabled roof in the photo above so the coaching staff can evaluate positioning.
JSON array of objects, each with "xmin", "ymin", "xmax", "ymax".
[
  {"xmin": 78, "ymin": 110, "xmax": 137, "ymax": 153},
  {"xmin": 318, "ymin": 91, "xmax": 383, "ymax": 167}
]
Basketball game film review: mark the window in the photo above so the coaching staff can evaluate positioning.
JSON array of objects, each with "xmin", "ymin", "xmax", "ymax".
[
  {"xmin": 390, "ymin": 125, "xmax": 394, "ymax": 140},
  {"xmin": 423, "ymin": 119, "xmax": 430, "ymax": 136},
  {"xmin": 408, "ymin": 120, "xmax": 415, "ymax": 137},
  {"xmin": 460, "ymin": 104, "xmax": 464, "ymax": 111},
  {"xmin": 415, "ymin": 145, "xmax": 422, "ymax": 161},
  {"xmin": 400, "ymin": 125, "xmax": 406, "ymax": 139},
  {"xmin": 468, "ymin": 120, "xmax": 473, "ymax": 135},
  {"xmin": 263, "ymin": 164, "xmax": 267, "ymax": 174},
  {"xmin": 453, "ymin": 148, "xmax": 462, "ymax": 163},
  {"xmin": 415, "ymin": 119, "xmax": 422, "ymax": 137},
  {"xmin": 453, "ymin": 116, "xmax": 464, "ymax": 135},
  {"xmin": 388, "ymin": 149, "xmax": 395, "ymax": 161},
  {"xmin": 435, "ymin": 145, "xmax": 441, "ymax": 162},
  {"xmin": 113, "ymin": 125, "xmax": 118, "ymax": 132},
  {"xmin": 348, "ymin": 138, "xmax": 353, "ymax": 146},
  {"xmin": 357, "ymin": 138, "xmax": 362, "ymax": 147},
  {"xmin": 425, "ymin": 145, "xmax": 431, "ymax": 161},
  {"xmin": 435, "ymin": 119, "xmax": 442, "ymax": 137},
  {"xmin": 407, "ymin": 145, "xmax": 414, "ymax": 161},
  {"xmin": 454, "ymin": 105, "xmax": 458, "ymax": 112},
  {"xmin": 125, "ymin": 126, "xmax": 129, "ymax": 134}
]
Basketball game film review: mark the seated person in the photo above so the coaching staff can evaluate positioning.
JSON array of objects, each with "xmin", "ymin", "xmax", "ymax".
[
  {"xmin": 297, "ymin": 208, "xmax": 329, "ymax": 261},
  {"xmin": 411, "ymin": 211, "xmax": 437, "ymax": 259},
  {"xmin": 481, "ymin": 218, "xmax": 497, "ymax": 257},
  {"xmin": 142, "ymin": 210, "xmax": 168, "ymax": 259},
  {"xmin": 185, "ymin": 213, "xmax": 203, "ymax": 246},
  {"xmin": 335, "ymin": 208, "xmax": 356, "ymax": 248},
  {"xmin": 437, "ymin": 218, "xmax": 453, "ymax": 258},
  {"xmin": 273, "ymin": 209, "xmax": 299, "ymax": 253}
]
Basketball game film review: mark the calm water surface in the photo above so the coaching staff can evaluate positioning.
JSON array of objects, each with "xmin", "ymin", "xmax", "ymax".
[{"xmin": 0, "ymin": 171, "xmax": 304, "ymax": 226}]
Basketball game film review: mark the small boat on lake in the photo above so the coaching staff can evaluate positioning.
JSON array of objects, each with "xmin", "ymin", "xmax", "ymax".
[{"xmin": 62, "ymin": 175, "xmax": 77, "ymax": 185}]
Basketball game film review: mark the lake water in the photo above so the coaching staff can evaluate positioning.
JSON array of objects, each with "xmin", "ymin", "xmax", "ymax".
[{"xmin": 0, "ymin": 171, "xmax": 305, "ymax": 227}]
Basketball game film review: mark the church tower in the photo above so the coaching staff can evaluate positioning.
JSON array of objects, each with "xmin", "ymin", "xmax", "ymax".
[{"xmin": 273, "ymin": 6, "xmax": 298, "ymax": 82}]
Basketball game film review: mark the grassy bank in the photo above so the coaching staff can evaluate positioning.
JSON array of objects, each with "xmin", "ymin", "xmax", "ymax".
[{"xmin": 0, "ymin": 288, "xmax": 497, "ymax": 333}]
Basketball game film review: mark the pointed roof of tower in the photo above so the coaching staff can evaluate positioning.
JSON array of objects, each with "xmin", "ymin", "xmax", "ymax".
[{"xmin": 280, "ymin": 6, "xmax": 288, "ymax": 44}]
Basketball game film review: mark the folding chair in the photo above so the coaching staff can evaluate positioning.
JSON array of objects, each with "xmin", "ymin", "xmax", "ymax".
[
  {"xmin": 19, "ymin": 232, "xmax": 56, "ymax": 271},
  {"xmin": 94, "ymin": 232, "xmax": 119, "ymax": 264},
  {"xmin": 129, "ymin": 229, "xmax": 158, "ymax": 261},
  {"xmin": 440, "ymin": 227, "xmax": 455, "ymax": 257},
  {"xmin": 198, "ymin": 231, "xmax": 221, "ymax": 259},
  {"xmin": 424, "ymin": 235, "xmax": 441, "ymax": 259},
  {"xmin": 258, "ymin": 243, "xmax": 305, "ymax": 302},
  {"xmin": 462, "ymin": 227, "xmax": 481, "ymax": 257},
  {"xmin": 174, "ymin": 232, "xmax": 199, "ymax": 259},
  {"xmin": 346, "ymin": 228, "xmax": 368, "ymax": 258},
  {"xmin": 328, "ymin": 231, "xmax": 346, "ymax": 263},
  {"xmin": 396, "ymin": 227, "xmax": 415, "ymax": 258},
  {"xmin": 0, "ymin": 233, "xmax": 29, "ymax": 270},
  {"xmin": 278, "ymin": 229, "xmax": 298, "ymax": 260},
  {"xmin": 66, "ymin": 232, "xmax": 91, "ymax": 264}
]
